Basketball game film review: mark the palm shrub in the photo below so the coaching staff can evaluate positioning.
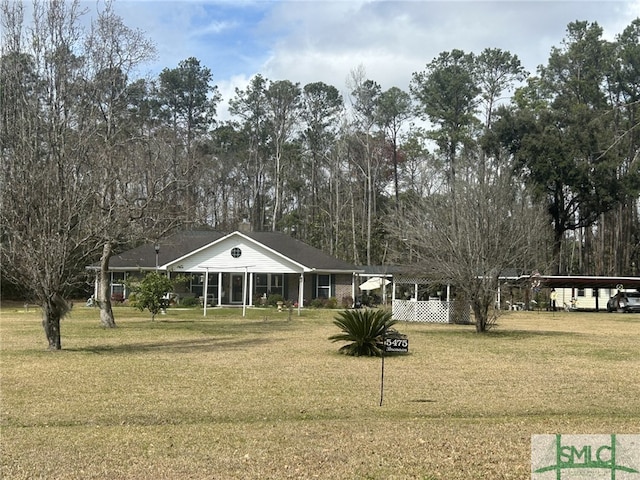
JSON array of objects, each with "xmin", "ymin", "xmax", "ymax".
[{"xmin": 329, "ymin": 309, "xmax": 397, "ymax": 357}]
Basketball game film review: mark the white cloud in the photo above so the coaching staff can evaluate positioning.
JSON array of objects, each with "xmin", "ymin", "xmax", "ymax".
[
  {"xmin": 216, "ymin": 73, "xmax": 252, "ymax": 122},
  {"xmin": 108, "ymin": 0, "xmax": 640, "ymax": 115},
  {"xmin": 256, "ymin": 0, "xmax": 640, "ymax": 93}
]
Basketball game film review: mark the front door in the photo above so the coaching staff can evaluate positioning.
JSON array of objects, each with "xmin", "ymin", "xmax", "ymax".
[{"xmin": 231, "ymin": 274, "xmax": 244, "ymax": 303}]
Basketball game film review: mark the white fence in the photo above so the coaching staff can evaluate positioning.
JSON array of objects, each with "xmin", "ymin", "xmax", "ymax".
[
  {"xmin": 392, "ymin": 299, "xmax": 450, "ymax": 323},
  {"xmin": 392, "ymin": 299, "xmax": 472, "ymax": 324}
]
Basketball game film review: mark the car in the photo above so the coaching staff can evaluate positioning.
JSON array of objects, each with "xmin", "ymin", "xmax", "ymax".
[{"xmin": 607, "ymin": 291, "xmax": 640, "ymax": 313}]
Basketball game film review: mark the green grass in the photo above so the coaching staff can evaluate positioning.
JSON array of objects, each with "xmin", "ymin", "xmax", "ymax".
[{"xmin": 1, "ymin": 305, "xmax": 639, "ymax": 479}]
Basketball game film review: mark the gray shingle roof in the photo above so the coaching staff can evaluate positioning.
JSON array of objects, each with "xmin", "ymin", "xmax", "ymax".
[
  {"xmin": 243, "ymin": 231, "xmax": 360, "ymax": 272},
  {"xmin": 107, "ymin": 230, "xmax": 359, "ymax": 272},
  {"xmin": 108, "ymin": 230, "xmax": 224, "ymax": 269}
]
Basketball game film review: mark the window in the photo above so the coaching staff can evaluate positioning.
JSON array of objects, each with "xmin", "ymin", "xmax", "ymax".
[
  {"xmin": 577, "ymin": 288, "xmax": 585, "ymax": 297},
  {"xmin": 190, "ymin": 273, "xmax": 218, "ymax": 297},
  {"xmin": 191, "ymin": 273, "xmax": 203, "ymax": 296},
  {"xmin": 206, "ymin": 276, "xmax": 219, "ymax": 296},
  {"xmin": 111, "ymin": 272, "xmax": 126, "ymax": 297},
  {"xmin": 254, "ymin": 274, "xmax": 283, "ymax": 297},
  {"xmin": 255, "ymin": 274, "xmax": 268, "ymax": 297},
  {"xmin": 316, "ymin": 274, "xmax": 331, "ymax": 299},
  {"xmin": 270, "ymin": 274, "xmax": 283, "ymax": 296},
  {"xmin": 231, "ymin": 247, "xmax": 242, "ymax": 258}
]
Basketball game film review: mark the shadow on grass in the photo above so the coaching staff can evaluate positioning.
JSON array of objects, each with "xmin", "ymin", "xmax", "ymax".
[
  {"xmin": 68, "ymin": 336, "xmax": 273, "ymax": 355},
  {"xmin": 408, "ymin": 327, "xmax": 581, "ymax": 340},
  {"xmin": 124, "ymin": 317, "xmax": 300, "ymax": 335},
  {"xmin": 483, "ymin": 329, "xmax": 583, "ymax": 339}
]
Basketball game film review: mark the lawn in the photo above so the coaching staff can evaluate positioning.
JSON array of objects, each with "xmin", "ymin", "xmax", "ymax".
[{"xmin": 1, "ymin": 304, "xmax": 639, "ymax": 479}]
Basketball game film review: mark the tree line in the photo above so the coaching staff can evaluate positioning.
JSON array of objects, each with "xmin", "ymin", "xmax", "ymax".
[{"xmin": 2, "ymin": 1, "xmax": 639, "ymax": 345}]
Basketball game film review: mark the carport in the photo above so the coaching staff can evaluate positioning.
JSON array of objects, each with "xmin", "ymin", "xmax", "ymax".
[{"xmin": 521, "ymin": 275, "xmax": 640, "ymax": 311}]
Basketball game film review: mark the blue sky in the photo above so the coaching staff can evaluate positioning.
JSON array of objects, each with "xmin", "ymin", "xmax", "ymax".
[{"xmin": 106, "ymin": 0, "xmax": 640, "ymax": 118}]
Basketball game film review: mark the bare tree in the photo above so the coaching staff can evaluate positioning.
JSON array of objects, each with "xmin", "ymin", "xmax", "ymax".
[
  {"xmin": 264, "ymin": 79, "xmax": 301, "ymax": 231},
  {"xmin": 81, "ymin": 2, "xmax": 162, "ymax": 328},
  {"xmin": 0, "ymin": 0, "xmax": 173, "ymax": 347},
  {"xmin": 396, "ymin": 175, "xmax": 552, "ymax": 332},
  {"xmin": 1, "ymin": 0, "xmax": 100, "ymax": 348},
  {"xmin": 348, "ymin": 67, "xmax": 383, "ymax": 265}
]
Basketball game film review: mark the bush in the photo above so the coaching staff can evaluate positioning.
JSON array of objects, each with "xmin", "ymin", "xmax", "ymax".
[
  {"xmin": 254, "ymin": 294, "xmax": 268, "ymax": 306},
  {"xmin": 111, "ymin": 292, "xmax": 124, "ymax": 303},
  {"xmin": 325, "ymin": 297, "xmax": 338, "ymax": 309},
  {"xmin": 328, "ymin": 309, "xmax": 397, "ymax": 357},
  {"xmin": 126, "ymin": 272, "xmax": 174, "ymax": 321},
  {"xmin": 310, "ymin": 298, "xmax": 326, "ymax": 308},
  {"xmin": 267, "ymin": 293, "xmax": 284, "ymax": 307},
  {"xmin": 309, "ymin": 297, "xmax": 338, "ymax": 308},
  {"xmin": 180, "ymin": 296, "xmax": 199, "ymax": 307},
  {"xmin": 341, "ymin": 295, "xmax": 354, "ymax": 309}
]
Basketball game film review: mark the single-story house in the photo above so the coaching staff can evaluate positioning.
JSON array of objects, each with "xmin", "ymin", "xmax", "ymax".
[{"xmin": 90, "ymin": 229, "xmax": 362, "ymax": 311}]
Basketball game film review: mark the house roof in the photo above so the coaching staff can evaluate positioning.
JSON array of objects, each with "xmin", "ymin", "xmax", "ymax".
[
  {"xmin": 108, "ymin": 230, "xmax": 224, "ymax": 270},
  {"xmin": 242, "ymin": 231, "xmax": 359, "ymax": 272},
  {"xmin": 358, "ymin": 265, "xmax": 410, "ymax": 276},
  {"xmin": 106, "ymin": 230, "xmax": 359, "ymax": 273}
]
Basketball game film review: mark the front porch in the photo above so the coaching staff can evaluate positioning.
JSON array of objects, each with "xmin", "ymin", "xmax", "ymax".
[{"xmin": 101, "ymin": 270, "xmax": 355, "ymax": 313}]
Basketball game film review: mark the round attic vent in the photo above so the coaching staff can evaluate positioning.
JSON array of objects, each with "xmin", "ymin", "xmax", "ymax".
[{"xmin": 231, "ymin": 247, "xmax": 242, "ymax": 258}]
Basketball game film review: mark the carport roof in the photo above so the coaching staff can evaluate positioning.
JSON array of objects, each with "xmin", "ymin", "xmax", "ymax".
[{"xmin": 524, "ymin": 275, "xmax": 640, "ymax": 289}]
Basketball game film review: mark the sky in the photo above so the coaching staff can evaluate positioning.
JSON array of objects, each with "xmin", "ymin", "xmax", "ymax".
[{"xmin": 106, "ymin": 0, "xmax": 640, "ymax": 119}]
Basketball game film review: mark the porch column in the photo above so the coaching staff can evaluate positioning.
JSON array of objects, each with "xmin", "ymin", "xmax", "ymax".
[
  {"xmin": 298, "ymin": 273, "xmax": 304, "ymax": 316},
  {"xmin": 352, "ymin": 273, "xmax": 356, "ymax": 308},
  {"xmin": 242, "ymin": 266, "xmax": 248, "ymax": 317},
  {"xmin": 249, "ymin": 272, "xmax": 254, "ymax": 307},
  {"xmin": 203, "ymin": 268, "xmax": 209, "ymax": 317},
  {"xmin": 217, "ymin": 272, "xmax": 222, "ymax": 306},
  {"xmin": 382, "ymin": 276, "xmax": 387, "ymax": 305}
]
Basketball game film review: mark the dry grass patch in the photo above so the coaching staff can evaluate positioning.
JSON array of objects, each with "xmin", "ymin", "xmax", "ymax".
[{"xmin": 1, "ymin": 306, "xmax": 639, "ymax": 479}]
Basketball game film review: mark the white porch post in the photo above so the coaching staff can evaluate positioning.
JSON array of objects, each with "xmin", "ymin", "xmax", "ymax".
[
  {"xmin": 217, "ymin": 272, "xmax": 222, "ymax": 306},
  {"xmin": 382, "ymin": 276, "xmax": 387, "ymax": 305},
  {"xmin": 352, "ymin": 273, "xmax": 356, "ymax": 307},
  {"xmin": 249, "ymin": 272, "xmax": 254, "ymax": 307},
  {"xmin": 446, "ymin": 284, "xmax": 451, "ymax": 323},
  {"xmin": 242, "ymin": 266, "xmax": 248, "ymax": 317},
  {"xmin": 391, "ymin": 279, "xmax": 396, "ymax": 319},
  {"xmin": 298, "ymin": 273, "xmax": 304, "ymax": 316},
  {"xmin": 203, "ymin": 268, "xmax": 209, "ymax": 317}
]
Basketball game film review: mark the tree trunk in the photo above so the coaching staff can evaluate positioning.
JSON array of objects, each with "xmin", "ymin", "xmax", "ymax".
[
  {"xmin": 42, "ymin": 294, "xmax": 69, "ymax": 350},
  {"xmin": 98, "ymin": 242, "xmax": 116, "ymax": 328},
  {"xmin": 552, "ymin": 225, "xmax": 563, "ymax": 275},
  {"xmin": 472, "ymin": 303, "xmax": 488, "ymax": 333}
]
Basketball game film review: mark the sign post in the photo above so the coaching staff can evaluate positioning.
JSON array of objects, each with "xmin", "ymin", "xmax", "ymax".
[
  {"xmin": 379, "ymin": 340, "xmax": 385, "ymax": 407},
  {"xmin": 379, "ymin": 334, "xmax": 409, "ymax": 406}
]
